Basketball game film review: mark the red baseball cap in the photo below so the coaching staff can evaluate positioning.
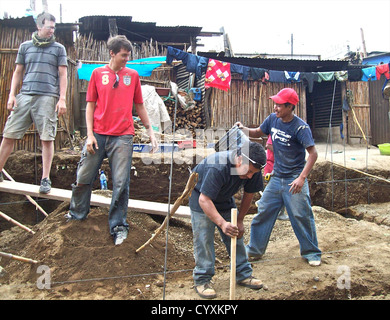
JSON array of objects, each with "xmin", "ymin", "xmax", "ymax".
[{"xmin": 270, "ymin": 88, "xmax": 299, "ymax": 105}]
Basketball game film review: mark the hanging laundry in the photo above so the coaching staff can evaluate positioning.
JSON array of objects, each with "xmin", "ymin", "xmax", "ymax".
[
  {"xmin": 335, "ymin": 71, "xmax": 348, "ymax": 82},
  {"xmin": 376, "ymin": 63, "xmax": 390, "ymax": 80},
  {"xmin": 361, "ymin": 66, "xmax": 377, "ymax": 81},
  {"xmin": 205, "ymin": 59, "xmax": 231, "ymax": 91},
  {"xmin": 231, "ymin": 63, "xmax": 250, "ymax": 81},
  {"xmin": 347, "ymin": 68, "xmax": 363, "ymax": 82},
  {"xmin": 268, "ymin": 70, "xmax": 286, "ymax": 83},
  {"xmin": 317, "ymin": 72, "xmax": 335, "ymax": 82},
  {"xmin": 300, "ymin": 72, "xmax": 318, "ymax": 93},
  {"xmin": 166, "ymin": 46, "xmax": 208, "ymax": 79},
  {"xmin": 284, "ymin": 71, "xmax": 300, "ymax": 82},
  {"xmin": 250, "ymin": 67, "xmax": 266, "ymax": 80}
]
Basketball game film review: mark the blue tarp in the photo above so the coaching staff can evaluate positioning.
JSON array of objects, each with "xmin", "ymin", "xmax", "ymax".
[{"xmin": 77, "ymin": 56, "xmax": 166, "ymax": 80}]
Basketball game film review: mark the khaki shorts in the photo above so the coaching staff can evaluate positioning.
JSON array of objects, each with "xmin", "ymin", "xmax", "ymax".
[{"xmin": 3, "ymin": 94, "xmax": 58, "ymax": 141}]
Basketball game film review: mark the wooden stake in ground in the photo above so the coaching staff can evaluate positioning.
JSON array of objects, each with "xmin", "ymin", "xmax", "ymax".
[
  {"xmin": 0, "ymin": 211, "xmax": 35, "ymax": 234},
  {"xmin": 136, "ymin": 172, "xmax": 198, "ymax": 253},
  {"xmin": 0, "ymin": 251, "xmax": 38, "ymax": 264},
  {"xmin": 2, "ymin": 169, "xmax": 48, "ymax": 217},
  {"xmin": 230, "ymin": 208, "xmax": 237, "ymax": 300}
]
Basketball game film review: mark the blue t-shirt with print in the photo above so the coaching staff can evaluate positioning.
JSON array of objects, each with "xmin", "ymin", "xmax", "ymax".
[
  {"xmin": 189, "ymin": 151, "xmax": 263, "ymax": 213},
  {"xmin": 260, "ymin": 113, "xmax": 315, "ymax": 177}
]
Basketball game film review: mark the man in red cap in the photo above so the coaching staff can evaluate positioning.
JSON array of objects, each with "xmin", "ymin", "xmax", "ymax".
[{"xmin": 237, "ymin": 88, "xmax": 321, "ymax": 266}]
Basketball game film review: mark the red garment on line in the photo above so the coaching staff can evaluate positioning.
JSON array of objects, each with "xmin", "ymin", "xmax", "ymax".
[
  {"xmin": 205, "ymin": 59, "xmax": 231, "ymax": 91},
  {"xmin": 376, "ymin": 63, "xmax": 390, "ymax": 80}
]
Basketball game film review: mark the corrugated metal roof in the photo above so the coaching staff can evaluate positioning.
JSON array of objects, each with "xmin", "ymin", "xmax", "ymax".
[
  {"xmin": 78, "ymin": 15, "xmax": 203, "ymax": 44},
  {"xmin": 197, "ymin": 51, "xmax": 350, "ymax": 72},
  {"xmin": 0, "ymin": 16, "xmax": 36, "ymax": 30}
]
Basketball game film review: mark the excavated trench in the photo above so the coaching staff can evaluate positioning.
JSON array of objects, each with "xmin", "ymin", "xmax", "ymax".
[
  {"xmin": 1, "ymin": 150, "xmax": 390, "ymax": 300},
  {"xmin": 1, "ymin": 150, "xmax": 390, "ymax": 230}
]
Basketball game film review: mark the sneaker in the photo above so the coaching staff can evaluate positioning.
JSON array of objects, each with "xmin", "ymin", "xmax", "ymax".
[
  {"xmin": 238, "ymin": 276, "xmax": 263, "ymax": 290},
  {"xmin": 277, "ymin": 210, "xmax": 289, "ymax": 221},
  {"xmin": 39, "ymin": 178, "xmax": 51, "ymax": 194},
  {"xmin": 308, "ymin": 260, "xmax": 321, "ymax": 267},
  {"xmin": 194, "ymin": 282, "xmax": 217, "ymax": 299},
  {"xmin": 64, "ymin": 212, "xmax": 76, "ymax": 222},
  {"xmin": 113, "ymin": 226, "xmax": 128, "ymax": 245},
  {"xmin": 0, "ymin": 172, "xmax": 3, "ymax": 182}
]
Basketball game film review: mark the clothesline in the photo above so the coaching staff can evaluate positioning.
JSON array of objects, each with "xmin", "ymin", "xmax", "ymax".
[
  {"xmin": 165, "ymin": 46, "xmax": 390, "ymax": 92},
  {"xmin": 76, "ymin": 47, "xmax": 390, "ymax": 92}
]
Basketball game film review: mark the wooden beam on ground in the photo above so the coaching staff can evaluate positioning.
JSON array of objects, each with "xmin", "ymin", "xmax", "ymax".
[{"xmin": 0, "ymin": 180, "xmax": 191, "ymax": 219}]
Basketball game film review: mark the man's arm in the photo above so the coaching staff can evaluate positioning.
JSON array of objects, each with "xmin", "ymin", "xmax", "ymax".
[
  {"xmin": 56, "ymin": 65, "xmax": 68, "ymax": 117},
  {"xmin": 85, "ymin": 101, "xmax": 98, "ymax": 154},
  {"xmin": 237, "ymin": 191, "xmax": 255, "ymax": 238},
  {"xmin": 134, "ymin": 103, "xmax": 158, "ymax": 152},
  {"xmin": 235, "ymin": 121, "xmax": 264, "ymax": 139},
  {"xmin": 7, "ymin": 64, "xmax": 25, "ymax": 111},
  {"xmin": 288, "ymin": 145, "xmax": 318, "ymax": 194},
  {"xmin": 198, "ymin": 193, "xmax": 239, "ymax": 238}
]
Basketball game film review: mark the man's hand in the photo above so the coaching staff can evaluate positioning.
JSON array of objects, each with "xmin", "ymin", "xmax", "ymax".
[
  {"xmin": 237, "ymin": 219, "xmax": 245, "ymax": 239},
  {"xmin": 149, "ymin": 132, "xmax": 159, "ymax": 153},
  {"xmin": 221, "ymin": 220, "xmax": 239, "ymax": 238},
  {"xmin": 86, "ymin": 135, "xmax": 98, "ymax": 154},
  {"xmin": 289, "ymin": 176, "xmax": 305, "ymax": 194},
  {"xmin": 234, "ymin": 121, "xmax": 244, "ymax": 129},
  {"xmin": 7, "ymin": 96, "xmax": 17, "ymax": 112},
  {"xmin": 56, "ymin": 98, "xmax": 67, "ymax": 117}
]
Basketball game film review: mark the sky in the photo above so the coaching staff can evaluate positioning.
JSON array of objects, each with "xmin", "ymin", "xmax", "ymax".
[{"xmin": 1, "ymin": 0, "xmax": 390, "ymax": 59}]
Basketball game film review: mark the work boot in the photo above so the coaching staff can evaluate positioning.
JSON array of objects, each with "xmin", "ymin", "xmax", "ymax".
[
  {"xmin": 194, "ymin": 282, "xmax": 217, "ymax": 299},
  {"xmin": 238, "ymin": 276, "xmax": 263, "ymax": 290},
  {"xmin": 39, "ymin": 178, "xmax": 51, "ymax": 194}
]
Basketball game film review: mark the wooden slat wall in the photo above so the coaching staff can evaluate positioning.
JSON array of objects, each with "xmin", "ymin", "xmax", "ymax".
[
  {"xmin": 369, "ymin": 77, "xmax": 390, "ymax": 145},
  {"xmin": 208, "ymin": 77, "xmax": 305, "ymax": 131},
  {"xmin": 346, "ymin": 81, "xmax": 371, "ymax": 143}
]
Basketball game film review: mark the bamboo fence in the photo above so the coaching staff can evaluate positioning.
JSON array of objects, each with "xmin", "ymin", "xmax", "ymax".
[{"xmin": 208, "ymin": 77, "xmax": 305, "ymax": 130}]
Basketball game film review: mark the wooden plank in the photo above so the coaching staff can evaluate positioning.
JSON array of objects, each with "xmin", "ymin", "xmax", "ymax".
[{"xmin": 0, "ymin": 180, "xmax": 191, "ymax": 219}]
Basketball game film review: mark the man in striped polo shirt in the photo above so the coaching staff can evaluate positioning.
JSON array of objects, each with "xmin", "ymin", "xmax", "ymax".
[{"xmin": 0, "ymin": 12, "xmax": 68, "ymax": 193}]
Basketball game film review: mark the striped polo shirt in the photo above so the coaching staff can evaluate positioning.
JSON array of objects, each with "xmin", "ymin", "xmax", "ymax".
[{"xmin": 15, "ymin": 40, "xmax": 68, "ymax": 97}]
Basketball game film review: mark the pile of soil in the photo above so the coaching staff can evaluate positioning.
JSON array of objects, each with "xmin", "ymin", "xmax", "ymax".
[{"xmin": 0, "ymin": 201, "xmax": 195, "ymax": 300}]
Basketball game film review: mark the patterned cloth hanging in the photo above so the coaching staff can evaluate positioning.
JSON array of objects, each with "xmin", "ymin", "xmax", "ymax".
[{"xmin": 205, "ymin": 59, "xmax": 231, "ymax": 91}]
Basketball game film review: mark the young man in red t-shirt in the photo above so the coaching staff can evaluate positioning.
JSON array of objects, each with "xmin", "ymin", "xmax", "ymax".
[{"xmin": 66, "ymin": 35, "xmax": 158, "ymax": 245}]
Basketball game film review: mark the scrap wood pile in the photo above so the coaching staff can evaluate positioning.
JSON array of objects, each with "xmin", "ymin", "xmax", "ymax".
[{"xmin": 163, "ymin": 88, "xmax": 206, "ymax": 136}]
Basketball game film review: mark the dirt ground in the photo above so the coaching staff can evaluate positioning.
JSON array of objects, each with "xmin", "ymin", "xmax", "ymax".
[{"xmin": 0, "ymin": 142, "xmax": 390, "ymax": 301}]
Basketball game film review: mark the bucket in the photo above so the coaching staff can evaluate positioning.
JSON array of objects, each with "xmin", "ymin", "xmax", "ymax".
[
  {"xmin": 214, "ymin": 125, "xmax": 250, "ymax": 152},
  {"xmin": 378, "ymin": 143, "xmax": 390, "ymax": 155}
]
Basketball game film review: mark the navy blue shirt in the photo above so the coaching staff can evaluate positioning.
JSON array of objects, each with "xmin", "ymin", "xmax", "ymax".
[
  {"xmin": 260, "ymin": 113, "xmax": 315, "ymax": 177},
  {"xmin": 189, "ymin": 151, "xmax": 263, "ymax": 213}
]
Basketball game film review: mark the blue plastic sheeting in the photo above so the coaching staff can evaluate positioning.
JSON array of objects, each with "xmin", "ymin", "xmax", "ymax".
[{"xmin": 77, "ymin": 56, "xmax": 166, "ymax": 80}]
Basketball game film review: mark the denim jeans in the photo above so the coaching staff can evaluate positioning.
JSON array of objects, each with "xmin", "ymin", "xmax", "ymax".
[
  {"xmin": 69, "ymin": 133, "xmax": 134, "ymax": 234},
  {"xmin": 246, "ymin": 175, "xmax": 321, "ymax": 261},
  {"xmin": 191, "ymin": 209, "xmax": 253, "ymax": 286}
]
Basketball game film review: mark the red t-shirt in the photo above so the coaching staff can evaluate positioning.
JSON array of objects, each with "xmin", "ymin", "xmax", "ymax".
[{"xmin": 86, "ymin": 65, "xmax": 143, "ymax": 136}]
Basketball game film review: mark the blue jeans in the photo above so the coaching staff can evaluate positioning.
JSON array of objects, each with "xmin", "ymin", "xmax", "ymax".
[
  {"xmin": 69, "ymin": 133, "xmax": 134, "ymax": 234},
  {"xmin": 247, "ymin": 175, "xmax": 321, "ymax": 261},
  {"xmin": 191, "ymin": 209, "xmax": 253, "ymax": 286}
]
